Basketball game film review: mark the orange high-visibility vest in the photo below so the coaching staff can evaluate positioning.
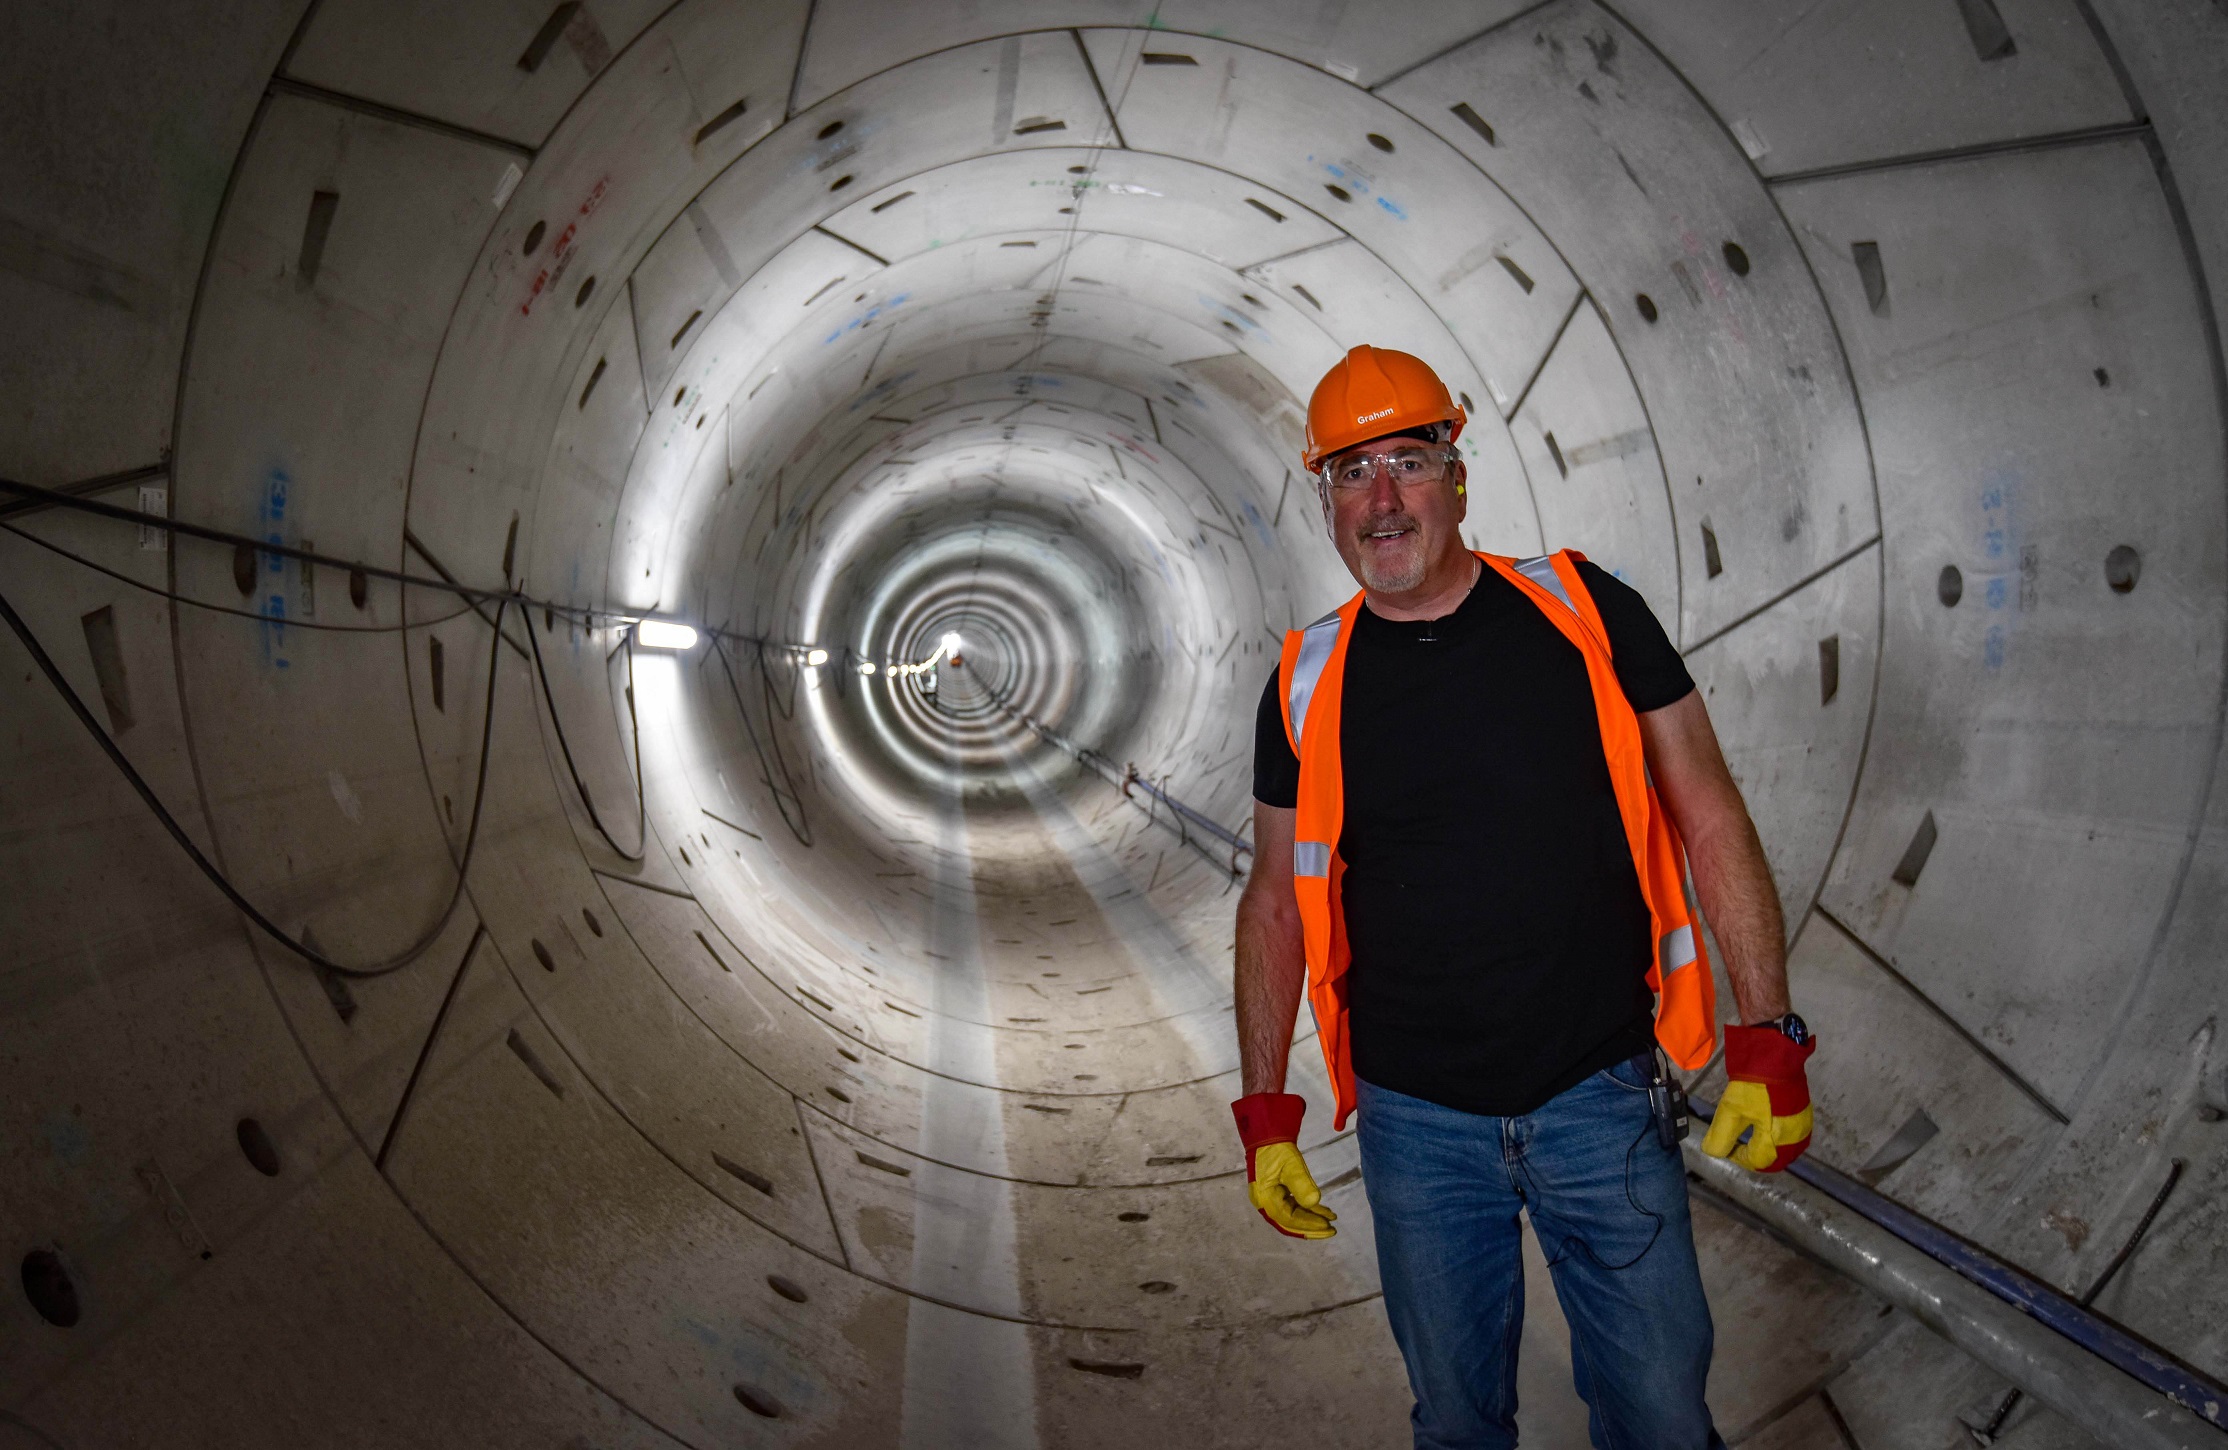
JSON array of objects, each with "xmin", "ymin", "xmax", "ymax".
[{"xmin": 1278, "ymin": 549, "xmax": 1717, "ymax": 1128}]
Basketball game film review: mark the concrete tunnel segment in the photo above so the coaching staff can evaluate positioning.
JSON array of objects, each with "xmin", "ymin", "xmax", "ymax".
[{"xmin": 4, "ymin": 1, "xmax": 2228, "ymax": 1445}]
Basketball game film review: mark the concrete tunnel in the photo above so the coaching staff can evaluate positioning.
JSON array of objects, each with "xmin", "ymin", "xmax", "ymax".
[{"xmin": 4, "ymin": 1, "xmax": 2228, "ymax": 1445}]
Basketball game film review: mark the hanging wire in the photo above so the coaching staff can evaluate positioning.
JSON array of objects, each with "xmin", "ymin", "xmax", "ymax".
[
  {"xmin": 0, "ymin": 520, "xmax": 479, "ymax": 634},
  {"xmin": 523, "ymin": 600, "xmax": 647, "ymax": 862},
  {"xmin": 0, "ymin": 584, "xmax": 508, "ymax": 979},
  {"xmin": 711, "ymin": 633, "xmax": 813, "ymax": 846},
  {"xmin": 0, "ymin": 475, "xmax": 656, "ymax": 974},
  {"xmin": 756, "ymin": 636, "xmax": 801, "ymax": 721}
]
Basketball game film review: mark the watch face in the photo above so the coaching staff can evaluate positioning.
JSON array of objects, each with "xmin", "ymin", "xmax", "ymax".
[{"xmin": 1781, "ymin": 1012, "xmax": 1810, "ymax": 1045}]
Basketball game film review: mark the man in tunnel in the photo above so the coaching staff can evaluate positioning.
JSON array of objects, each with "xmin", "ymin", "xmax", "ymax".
[{"xmin": 1230, "ymin": 345, "xmax": 1817, "ymax": 1449}]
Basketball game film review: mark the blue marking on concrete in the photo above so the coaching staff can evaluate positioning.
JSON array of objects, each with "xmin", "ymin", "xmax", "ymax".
[
  {"xmin": 1238, "ymin": 496, "xmax": 1274, "ymax": 549},
  {"xmin": 822, "ymin": 291, "xmax": 913, "ymax": 346},
  {"xmin": 1977, "ymin": 468, "xmax": 2020, "ymax": 672},
  {"xmin": 260, "ymin": 466, "xmax": 293, "ymax": 668}
]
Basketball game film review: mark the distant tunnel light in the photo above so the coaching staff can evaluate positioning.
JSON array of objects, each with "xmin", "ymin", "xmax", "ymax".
[
  {"xmin": 806, "ymin": 647, "xmax": 830, "ymax": 666},
  {"xmin": 859, "ymin": 661, "xmax": 877, "ymax": 675},
  {"xmin": 637, "ymin": 619, "xmax": 699, "ymax": 650},
  {"xmin": 941, "ymin": 631, "xmax": 963, "ymax": 653}
]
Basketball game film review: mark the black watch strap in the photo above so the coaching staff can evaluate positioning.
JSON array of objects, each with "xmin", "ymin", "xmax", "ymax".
[{"xmin": 1750, "ymin": 1011, "xmax": 1810, "ymax": 1046}]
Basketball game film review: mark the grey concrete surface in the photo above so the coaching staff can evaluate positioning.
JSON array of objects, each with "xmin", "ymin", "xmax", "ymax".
[{"xmin": 3, "ymin": 2, "xmax": 2225, "ymax": 1446}]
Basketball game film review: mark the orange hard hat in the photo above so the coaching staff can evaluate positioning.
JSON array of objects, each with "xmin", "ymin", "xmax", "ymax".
[{"xmin": 1302, "ymin": 344, "xmax": 1467, "ymax": 473}]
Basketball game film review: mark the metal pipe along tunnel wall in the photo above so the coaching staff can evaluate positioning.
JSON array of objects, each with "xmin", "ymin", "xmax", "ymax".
[{"xmin": 3, "ymin": 2, "xmax": 2227, "ymax": 1446}]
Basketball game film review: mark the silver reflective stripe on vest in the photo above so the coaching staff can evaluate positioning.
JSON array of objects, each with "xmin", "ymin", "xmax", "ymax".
[
  {"xmin": 1513, "ymin": 554, "xmax": 1575, "ymax": 612},
  {"xmin": 1286, "ymin": 610, "xmax": 1343, "ymax": 748},
  {"xmin": 1294, "ymin": 841, "xmax": 1332, "ymax": 878},
  {"xmin": 1659, "ymin": 923, "xmax": 1697, "ymax": 972}
]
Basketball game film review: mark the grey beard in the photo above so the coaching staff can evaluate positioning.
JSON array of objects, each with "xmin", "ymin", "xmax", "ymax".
[{"xmin": 1356, "ymin": 538, "xmax": 1428, "ymax": 593}]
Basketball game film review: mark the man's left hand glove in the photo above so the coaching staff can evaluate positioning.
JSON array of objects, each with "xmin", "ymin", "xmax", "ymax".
[
  {"xmin": 1231, "ymin": 1093, "xmax": 1337, "ymax": 1239},
  {"xmin": 1701, "ymin": 1024, "xmax": 1817, "ymax": 1173}
]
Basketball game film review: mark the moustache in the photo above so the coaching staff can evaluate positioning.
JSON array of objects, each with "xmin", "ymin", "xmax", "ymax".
[{"xmin": 1353, "ymin": 512, "xmax": 1421, "ymax": 538}]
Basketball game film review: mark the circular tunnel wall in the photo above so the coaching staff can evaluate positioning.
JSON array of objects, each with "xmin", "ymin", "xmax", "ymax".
[{"xmin": 3, "ymin": 3, "xmax": 2227, "ymax": 1448}]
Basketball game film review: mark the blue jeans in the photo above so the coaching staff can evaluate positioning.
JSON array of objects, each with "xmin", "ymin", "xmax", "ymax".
[{"xmin": 1357, "ymin": 1059, "xmax": 1726, "ymax": 1450}]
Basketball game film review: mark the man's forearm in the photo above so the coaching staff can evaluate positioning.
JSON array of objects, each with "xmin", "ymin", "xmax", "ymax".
[
  {"xmin": 1234, "ymin": 889, "xmax": 1309, "ymax": 1095},
  {"xmin": 1687, "ymin": 814, "xmax": 1790, "ymax": 1025}
]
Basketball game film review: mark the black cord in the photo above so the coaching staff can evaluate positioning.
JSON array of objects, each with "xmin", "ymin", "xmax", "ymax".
[
  {"xmin": 712, "ymin": 634, "xmax": 813, "ymax": 847},
  {"xmin": 14, "ymin": 472, "xmax": 659, "ymax": 889},
  {"xmin": 757, "ymin": 637, "xmax": 801, "ymax": 722},
  {"xmin": 0, "ymin": 476, "xmax": 606, "ymax": 626},
  {"xmin": 8, "ymin": 476, "xmax": 667, "ymax": 950},
  {"xmin": 1, "ymin": 520, "xmax": 477, "ymax": 634},
  {"xmin": 1514, "ymin": 1083, "xmax": 1667, "ymax": 1275},
  {"xmin": 523, "ymin": 602, "xmax": 647, "ymax": 862},
  {"xmin": 0, "ymin": 585, "xmax": 508, "ymax": 979}
]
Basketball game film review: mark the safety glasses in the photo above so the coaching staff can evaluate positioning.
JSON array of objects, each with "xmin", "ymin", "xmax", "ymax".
[{"xmin": 1319, "ymin": 446, "xmax": 1458, "ymax": 494}]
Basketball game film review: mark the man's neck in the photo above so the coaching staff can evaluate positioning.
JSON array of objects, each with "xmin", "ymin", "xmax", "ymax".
[{"xmin": 1363, "ymin": 551, "xmax": 1481, "ymax": 622}]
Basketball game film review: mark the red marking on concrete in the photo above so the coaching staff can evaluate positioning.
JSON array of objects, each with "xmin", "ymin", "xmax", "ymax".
[{"xmin": 519, "ymin": 175, "xmax": 612, "ymax": 316}]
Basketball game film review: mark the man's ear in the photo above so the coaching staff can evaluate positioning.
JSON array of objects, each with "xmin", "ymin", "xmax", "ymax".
[{"xmin": 1451, "ymin": 460, "xmax": 1469, "ymax": 515}]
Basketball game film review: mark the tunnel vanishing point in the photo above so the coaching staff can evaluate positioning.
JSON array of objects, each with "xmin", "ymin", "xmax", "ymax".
[{"xmin": 5, "ymin": 2, "xmax": 2228, "ymax": 1447}]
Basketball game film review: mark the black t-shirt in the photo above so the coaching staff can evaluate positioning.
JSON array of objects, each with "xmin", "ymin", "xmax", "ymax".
[{"xmin": 1253, "ymin": 560, "xmax": 1695, "ymax": 1117}]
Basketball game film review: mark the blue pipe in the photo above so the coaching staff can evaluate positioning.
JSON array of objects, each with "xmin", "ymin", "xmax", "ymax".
[{"xmin": 1692, "ymin": 1097, "xmax": 2226, "ymax": 1427}]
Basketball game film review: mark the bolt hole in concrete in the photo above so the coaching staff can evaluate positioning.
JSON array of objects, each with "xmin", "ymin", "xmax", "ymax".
[
  {"xmin": 733, "ymin": 1384, "xmax": 783, "ymax": 1418},
  {"xmin": 235, "ymin": 1117, "xmax": 281, "ymax": 1177},
  {"xmin": 232, "ymin": 542, "xmax": 256, "ymax": 597},
  {"xmin": 768, "ymin": 1274, "xmax": 809, "ymax": 1303},
  {"xmin": 21, "ymin": 1249, "xmax": 79, "ymax": 1327},
  {"xmin": 574, "ymin": 275, "xmax": 595, "ymax": 306},
  {"xmin": 827, "ymin": 1086, "xmax": 851, "ymax": 1103},
  {"xmin": 817, "ymin": 119, "xmax": 844, "ymax": 139},
  {"xmin": 532, "ymin": 938, "xmax": 556, "ymax": 972},
  {"xmin": 1635, "ymin": 292, "xmax": 1657, "ymax": 322},
  {"xmin": 1721, "ymin": 240, "xmax": 1750, "ymax": 276},
  {"xmin": 713, "ymin": 1152, "xmax": 773, "ymax": 1195},
  {"xmin": 1325, "ymin": 183, "xmax": 1351, "ymax": 203},
  {"xmin": 1892, "ymin": 811, "xmax": 1939, "ymax": 889},
  {"xmin": 1118, "ymin": 1211, "xmax": 1150, "ymax": 1222},
  {"xmin": 2106, "ymin": 544, "xmax": 2142, "ymax": 594},
  {"xmin": 522, "ymin": 219, "xmax": 544, "ymax": 254},
  {"xmin": 1139, "ymin": 1281, "xmax": 1175, "ymax": 1294},
  {"xmin": 1939, "ymin": 563, "xmax": 1964, "ymax": 607},
  {"xmin": 1367, "ymin": 132, "xmax": 1394, "ymax": 152},
  {"xmin": 581, "ymin": 907, "xmax": 602, "ymax": 936}
]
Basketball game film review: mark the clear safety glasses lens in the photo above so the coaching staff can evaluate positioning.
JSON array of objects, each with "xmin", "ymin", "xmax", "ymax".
[{"xmin": 1322, "ymin": 448, "xmax": 1455, "ymax": 493}]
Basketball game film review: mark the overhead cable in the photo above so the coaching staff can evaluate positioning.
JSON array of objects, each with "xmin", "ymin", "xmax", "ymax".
[{"xmin": 0, "ymin": 585, "xmax": 507, "ymax": 979}]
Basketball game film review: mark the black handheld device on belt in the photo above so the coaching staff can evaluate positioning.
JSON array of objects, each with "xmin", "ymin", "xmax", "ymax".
[{"xmin": 1647, "ymin": 1049, "xmax": 1689, "ymax": 1150}]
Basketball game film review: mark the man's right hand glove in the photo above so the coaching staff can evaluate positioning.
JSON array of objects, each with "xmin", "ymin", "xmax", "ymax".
[
  {"xmin": 1701, "ymin": 1023, "xmax": 1818, "ymax": 1173},
  {"xmin": 1231, "ymin": 1093, "xmax": 1336, "ymax": 1239}
]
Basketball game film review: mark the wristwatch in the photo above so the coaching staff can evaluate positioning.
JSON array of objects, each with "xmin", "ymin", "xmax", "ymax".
[{"xmin": 1749, "ymin": 1011, "xmax": 1810, "ymax": 1046}]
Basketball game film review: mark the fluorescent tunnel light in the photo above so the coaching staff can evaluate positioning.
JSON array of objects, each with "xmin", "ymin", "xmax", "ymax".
[{"xmin": 636, "ymin": 620, "xmax": 699, "ymax": 650}]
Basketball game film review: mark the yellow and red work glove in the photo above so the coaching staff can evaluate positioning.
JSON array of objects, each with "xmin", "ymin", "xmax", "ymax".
[
  {"xmin": 1702, "ymin": 1024, "xmax": 1818, "ymax": 1172},
  {"xmin": 1231, "ymin": 1093, "xmax": 1337, "ymax": 1239}
]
